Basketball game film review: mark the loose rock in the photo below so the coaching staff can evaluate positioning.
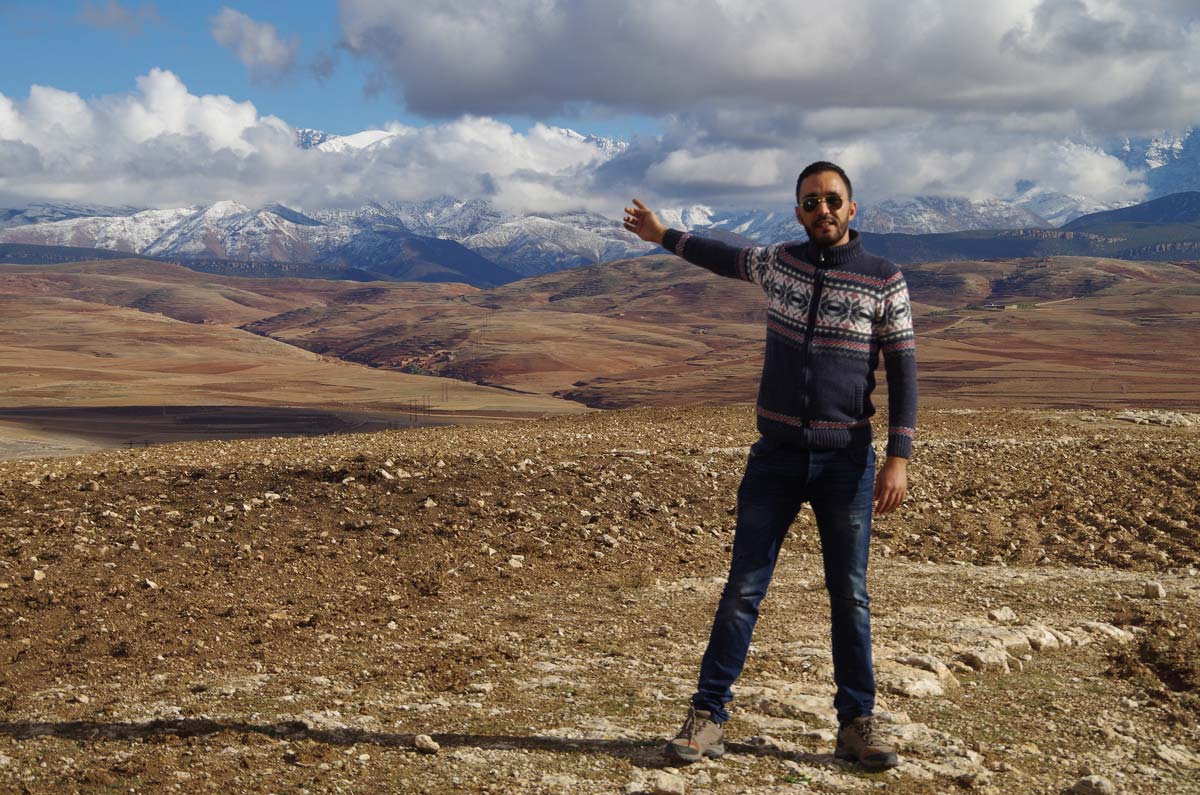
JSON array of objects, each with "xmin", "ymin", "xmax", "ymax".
[
  {"xmin": 651, "ymin": 770, "xmax": 687, "ymax": 795},
  {"xmin": 1069, "ymin": 775, "xmax": 1116, "ymax": 795}
]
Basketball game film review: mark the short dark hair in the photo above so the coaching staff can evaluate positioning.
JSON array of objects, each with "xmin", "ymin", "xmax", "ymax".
[{"xmin": 796, "ymin": 161, "xmax": 853, "ymax": 201}]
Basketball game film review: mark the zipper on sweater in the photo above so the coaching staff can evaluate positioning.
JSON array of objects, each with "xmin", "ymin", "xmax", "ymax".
[{"xmin": 800, "ymin": 250, "xmax": 826, "ymax": 429}]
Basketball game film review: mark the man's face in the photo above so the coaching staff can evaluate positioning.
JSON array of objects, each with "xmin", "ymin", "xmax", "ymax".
[{"xmin": 795, "ymin": 171, "xmax": 856, "ymax": 248}]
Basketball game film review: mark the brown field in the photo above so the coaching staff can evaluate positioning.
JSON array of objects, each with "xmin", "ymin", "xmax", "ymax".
[{"xmin": 0, "ymin": 265, "xmax": 588, "ymax": 459}]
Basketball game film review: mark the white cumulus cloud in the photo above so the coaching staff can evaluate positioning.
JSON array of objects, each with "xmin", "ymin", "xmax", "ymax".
[{"xmin": 0, "ymin": 71, "xmax": 622, "ymax": 213}]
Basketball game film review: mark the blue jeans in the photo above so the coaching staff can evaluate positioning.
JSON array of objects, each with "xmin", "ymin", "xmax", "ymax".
[{"xmin": 691, "ymin": 438, "xmax": 876, "ymax": 725}]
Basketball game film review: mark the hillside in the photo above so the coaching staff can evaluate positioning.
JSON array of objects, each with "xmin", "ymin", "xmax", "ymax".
[
  {"xmin": 0, "ymin": 265, "xmax": 587, "ymax": 457},
  {"xmin": 245, "ymin": 254, "xmax": 1200, "ymax": 410},
  {"xmin": 0, "ymin": 406, "xmax": 1196, "ymax": 794}
]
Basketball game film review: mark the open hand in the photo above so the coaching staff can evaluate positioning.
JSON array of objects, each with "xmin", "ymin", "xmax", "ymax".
[{"xmin": 623, "ymin": 198, "xmax": 666, "ymax": 245}]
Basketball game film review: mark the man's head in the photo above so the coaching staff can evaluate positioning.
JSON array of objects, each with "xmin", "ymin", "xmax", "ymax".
[{"xmin": 794, "ymin": 161, "xmax": 856, "ymax": 248}]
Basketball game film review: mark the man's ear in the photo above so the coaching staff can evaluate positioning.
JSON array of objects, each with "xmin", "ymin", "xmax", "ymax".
[
  {"xmin": 794, "ymin": 205, "xmax": 804, "ymax": 225},
  {"xmin": 847, "ymin": 200, "xmax": 857, "ymax": 221}
]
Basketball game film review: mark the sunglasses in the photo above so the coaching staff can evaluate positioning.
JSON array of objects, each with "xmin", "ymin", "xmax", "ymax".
[{"xmin": 799, "ymin": 193, "xmax": 845, "ymax": 213}]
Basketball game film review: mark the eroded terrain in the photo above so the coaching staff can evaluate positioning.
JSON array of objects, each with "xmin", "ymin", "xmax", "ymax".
[{"xmin": 0, "ymin": 407, "xmax": 1197, "ymax": 794}]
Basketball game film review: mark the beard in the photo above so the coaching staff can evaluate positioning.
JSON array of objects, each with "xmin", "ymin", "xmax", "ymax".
[{"xmin": 803, "ymin": 213, "xmax": 849, "ymax": 247}]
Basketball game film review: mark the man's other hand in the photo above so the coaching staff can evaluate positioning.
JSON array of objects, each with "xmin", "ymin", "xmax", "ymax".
[
  {"xmin": 874, "ymin": 456, "xmax": 907, "ymax": 514},
  {"xmin": 623, "ymin": 198, "xmax": 667, "ymax": 245}
]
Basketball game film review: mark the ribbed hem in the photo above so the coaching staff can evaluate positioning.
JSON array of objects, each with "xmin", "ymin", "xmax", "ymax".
[
  {"xmin": 886, "ymin": 433, "xmax": 913, "ymax": 459},
  {"xmin": 757, "ymin": 416, "xmax": 874, "ymax": 450}
]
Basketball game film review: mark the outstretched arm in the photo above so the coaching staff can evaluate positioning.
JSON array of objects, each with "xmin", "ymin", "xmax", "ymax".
[{"xmin": 622, "ymin": 197, "xmax": 768, "ymax": 285}]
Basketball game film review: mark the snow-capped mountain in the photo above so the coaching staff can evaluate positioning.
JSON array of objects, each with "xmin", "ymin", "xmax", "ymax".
[
  {"xmin": 295, "ymin": 128, "xmax": 336, "ymax": 150},
  {"xmin": 464, "ymin": 213, "xmax": 653, "ymax": 275},
  {"xmin": 550, "ymin": 126, "xmax": 629, "ymax": 158},
  {"xmin": 315, "ymin": 129, "xmax": 402, "ymax": 154},
  {"xmin": 379, "ymin": 197, "xmax": 508, "ymax": 239},
  {"xmin": 6, "ymin": 122, "xmax": 1199, "ymax": 280},
  {"xmin": 0, "ymin": 206, "xmax": 193, "ymax": 252},
  {"xmin": 854, "ymin": 196, "xmax": 1050, "ymax": 234},
  {"xmin": 1010, "ymin": 186, "xmax": 1137, "ymax": 228},
  {"xmin": 1110, "ymin": 128, "xmax": 1200, "ymax": 198},
  {"xmin": 1, "ymin": 202, "xmax": 350, "ymax": 262},
  {"xmin": 0, "ymin": 197, "xmax": 651, "ymax": 278},
  {"xmin": 0, "ymin": 202, "xmax": 142, "ymax": 230}
]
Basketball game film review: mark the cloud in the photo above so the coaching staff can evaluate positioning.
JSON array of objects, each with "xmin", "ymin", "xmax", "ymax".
[
  {"xmin": 308, "ymin": 50, "xmax": 337, "ymax": 83},
  {"xmin": 0, "ymin": 70, "xmax": 621, "ymax": 212},
  {"xmin": 0, "ymin": 66, "xmax": 1160, "ymax": 217},
  {"xmin": 210, "ymin": 7, "xmax": 298, "ymax": 81},
  {"xmin": 75, "ymin": 0, "xmax": 161, "ymax": 37},
  {"xmin": 338, "ymin": 0, "xmax": 1200, "ymax": 136}
]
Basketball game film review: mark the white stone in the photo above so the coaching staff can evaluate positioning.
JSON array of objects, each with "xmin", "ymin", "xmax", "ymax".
[
  {"xmin": 414, "ymin": 734, "xmax": 440, "ymax": 753},
  {"xmin": 1078, "ymin": 622, "xmax": 1134, "ymax": 644},
  {"xmin": 887, "ymin": 677, "xmax": 945, "ymax": 698},
  {"xmin": 896, "ymin": 654, "xmax": 955, "ymax": 681},
  {"xmin": 1144, "ymin": 581, "xmax": 1167, "ymax": 599},
  {"xmin": 987, "ymin": 607, "xmax": 1017, "ymax": 623},
  {"xmin": 1024, "ymin": 625, "xmax": 1061, "ymax": 651},
  {"xmin": 651, "ymin": 770, "xmax": 687, "ymax": 795},
  {"xmin": 958, "ymin": 648, "xmax": 1010, "ymax": 673},
  {"xmin": 1069, "ymin": 775, "xmax": 1116, "ymax": 795},
  {"xmin": 754, "ymin": 694, "xmax": 838, "ymax": 725}
]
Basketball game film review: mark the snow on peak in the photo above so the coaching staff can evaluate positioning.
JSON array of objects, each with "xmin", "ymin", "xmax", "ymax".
[{"xmin": 316, "ymin": 130, "xmax": 400, "ymax": 153}]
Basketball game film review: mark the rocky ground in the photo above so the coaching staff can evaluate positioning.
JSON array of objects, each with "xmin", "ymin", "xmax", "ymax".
[{"xmin": 0, "ymin": 406, "xmax": 1197, "ymax": 794}]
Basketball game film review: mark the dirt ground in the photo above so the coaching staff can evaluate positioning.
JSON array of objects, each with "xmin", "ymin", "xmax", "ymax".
[{"xmin": 0, "ymin": 406, "xmax": 1197, "ymax": 794}]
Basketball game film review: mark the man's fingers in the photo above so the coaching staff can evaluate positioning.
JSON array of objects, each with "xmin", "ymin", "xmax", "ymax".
[
  {"xmin": 876, "ymin": 487, "xmax": 906, "ymax": 514},
  {"xmin": 632, "ymin": 198, "xmax": 648, "ymax": 210}
]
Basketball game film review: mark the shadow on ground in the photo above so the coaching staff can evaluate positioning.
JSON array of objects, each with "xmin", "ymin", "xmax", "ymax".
[{"xmin": 0, "ymin": 719, "xmax": 842, "ymax": 770}]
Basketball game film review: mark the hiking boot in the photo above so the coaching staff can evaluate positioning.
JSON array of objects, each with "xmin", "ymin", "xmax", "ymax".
[
  {"xmin": 663, "ymin": 707, "xmax": 725, "ymax": 763},
  {"xmin": 835, "ymin": 715, "xmax": 899, "ymax": 771}
]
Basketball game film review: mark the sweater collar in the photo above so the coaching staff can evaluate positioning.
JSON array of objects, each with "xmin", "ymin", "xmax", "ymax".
[{"xmin": 800, "ymin": 229, "xmax": 864, "ymax": 268}]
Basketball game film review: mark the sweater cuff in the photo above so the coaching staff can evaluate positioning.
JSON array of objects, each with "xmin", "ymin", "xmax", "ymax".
[
  {"xmin": 886, "ymin": 429, "xmax": 914, "ymax": 459},
  {"xmin": 661, "ymin": 228, "xmax": 686, "ymax": 256}
]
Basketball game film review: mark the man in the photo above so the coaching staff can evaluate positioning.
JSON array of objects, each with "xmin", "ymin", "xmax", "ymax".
[{"xmin": 623, "ymin": 161, "xmax": 916, "ymax": 771}]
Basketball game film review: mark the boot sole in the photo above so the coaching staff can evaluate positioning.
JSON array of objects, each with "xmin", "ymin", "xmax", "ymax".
[
  {"xmin": 663, "ymin": 742, "xmax": 725, "ymax": 763},
  {"xmin": 835, "ymin": 748, "xmax": 899, "ymax": 771}
]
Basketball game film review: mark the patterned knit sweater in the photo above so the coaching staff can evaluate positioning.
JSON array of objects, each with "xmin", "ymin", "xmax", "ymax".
[{"xmin": 661, "ymin": 228, "xmax": 918, "ymax": 458}]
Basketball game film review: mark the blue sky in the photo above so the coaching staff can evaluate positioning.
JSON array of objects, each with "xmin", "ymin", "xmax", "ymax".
[
  {"xmin": 1, "ymin": 1, "xmax": 1198, "ymax": 213},
  {"xmin": 0, "ymin": 1, "xmax": 660, "ymax": 138}
]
